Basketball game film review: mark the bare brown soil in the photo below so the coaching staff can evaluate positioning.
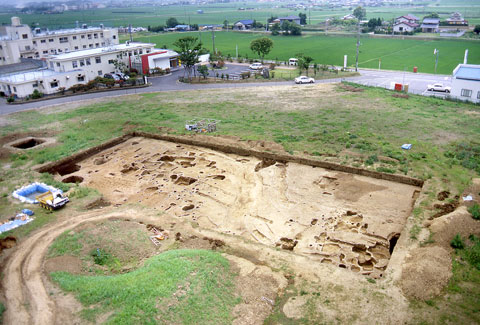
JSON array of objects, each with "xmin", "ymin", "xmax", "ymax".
[{"xmin": 48, "ymin": 137, "xmax": 419, "ymax": 277}]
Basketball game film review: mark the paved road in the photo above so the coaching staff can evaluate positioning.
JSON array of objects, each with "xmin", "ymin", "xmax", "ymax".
[{"xmin": 0, "ymin": 63, "xmax": 450, "ymax": 116}]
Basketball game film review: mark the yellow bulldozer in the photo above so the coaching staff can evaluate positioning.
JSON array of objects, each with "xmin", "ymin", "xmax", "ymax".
[{"xmin": 36, "ymin": 190, "xmax": 69, "ymax": 211}]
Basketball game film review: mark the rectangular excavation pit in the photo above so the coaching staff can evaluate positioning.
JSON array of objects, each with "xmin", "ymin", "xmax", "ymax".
[{"xmin": 38, "ymin": 134, "xmax": 422, "ymax": 276}]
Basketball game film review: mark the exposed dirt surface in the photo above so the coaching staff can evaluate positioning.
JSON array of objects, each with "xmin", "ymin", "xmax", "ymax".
[
  {"xmin": 0, "ymin": 130, "xmax": 56, "ymax": 160},
  {"xmin": 44, "ymin": 256, "xmax": 83, "ymax": 274},
  {"xmin": 51, "ymin": 137, "xmax": 419, "ymax": 276},
  {"xmin": 400, "ymin": 246, "xmax": 452, "ymax": 300}
]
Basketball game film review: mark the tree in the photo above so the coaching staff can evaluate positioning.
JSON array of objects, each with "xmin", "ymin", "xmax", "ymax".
[
  {"xmin": 173, "ymin": 36, "xmax": 206, "ymax": 80},
  {"xmin": 474, "ymin": 25, "xmax": 480, "ymax": 34},
  {"xmin": 299, "ymin": 13, "xmax": 307, "ymax": 25},
  {"xmin": 223, "ymin": 20, "xmax": 229, "ymax": 29},
  {"xmin": 166, "ymin": 17, "xmax": 179, "ymax": 28},
  {"xmin": 297, "ymin": 54, "xmax": 314, "ymax": 76},
  {"xmin": 112, "ymin": 59, "xmax": 128, "ymax": 73},
  {"xmin": 271, "ymin": 23, "xmax": 281, "ymax": 36},
  {"xmin": 282, "ymin": 21, "xmax": 302, "ymax": 36},
  {"xmin": 250, "ymin": 37, "xmax": 274, "ymax": 61},
  {"xmin": 267, "ymin": 16, "xmax": 278, "ymax": 23},
  {"xmin": 425, "ymin": 12, "xmax": 439, "ymax": 18},
  {"xmin": 353, "ymin": 6, "xmax": 366, "ymax": 20},
  {"xmin": 197, "ymin": 65, "xmax": 209, "ymax": 79}
]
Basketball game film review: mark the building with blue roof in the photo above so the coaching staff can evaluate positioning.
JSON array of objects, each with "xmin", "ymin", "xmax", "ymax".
[
  {"xmin": 234, "ymin": 20, "xmax": 254, "ymax": 30},
  {"xmin": 452, "ymin": 64, "xmax": 480, "ymax": 103}
]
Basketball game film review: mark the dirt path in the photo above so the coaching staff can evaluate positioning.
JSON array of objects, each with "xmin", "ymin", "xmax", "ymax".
[{"xmin": 2, "ymin": 208, "xmax": 134, "ymax": 324}]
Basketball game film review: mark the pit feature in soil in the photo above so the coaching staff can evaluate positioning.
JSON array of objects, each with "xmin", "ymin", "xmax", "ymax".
[
  {"xmin": 11, "ymin": 138, "xmax": 45, "ymax": 149},
  {"xmin": 52, "ymin": 137, "xmax": 420, "ymax": 276}
]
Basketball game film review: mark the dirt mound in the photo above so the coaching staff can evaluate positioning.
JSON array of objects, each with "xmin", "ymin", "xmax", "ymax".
[
  {"xmin": 400, "ymin": 246, "xmax": 452, "ymax": 300},
  {"xmin": 428, "ymin": 206, "xmax": 480, "ymax": 249},
  {"xmin": 85, "ymin": 197, "xmax": 111, "ymax": 210}
]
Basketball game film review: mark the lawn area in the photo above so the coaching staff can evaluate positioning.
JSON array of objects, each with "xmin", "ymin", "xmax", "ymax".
[
  {"xmin": 51, "ymin": 249, "xmax": 238, "ymax": 324},
  {"xmin": 133, "ymin": 31, "xmax": 480, "ymax": 75}
]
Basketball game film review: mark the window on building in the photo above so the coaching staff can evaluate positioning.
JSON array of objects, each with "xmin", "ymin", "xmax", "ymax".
[
  {"xmin": 89, "ymin": 44, "xmax": 93, "ymax": 48},
  {"xmin": 95, "ymin": 43, "xmax": 99, "ymax": 47},
  {"xmin": 134, "ymin": 51, "xmax": 137, "ymax": 55},
  {"xmin": 0, "ymin": 45, "xmax": 2, "ymax": 49},
  {"xmin": 461, "ymin": 89, "xmax": 472, "ymax": 97},
  {"xmin": 108, "ymin": 59, "xmax": 114, "ymax": 64},
  {"xmin": 25, "ymin": 45, "xmax": 30, "ymax": 50},
  {"xmin": 22, "ymin": 34, "xmax": 28, "ymax": 39},
  {"xmin": 101, "ymin": 42, "xmax": 105, "ymax": 46},
  {"xmin": 139, "ymin": 50, "xmax": 143, "ymax": 54},
  {"xmin": 56, "ymin": 62, "xmax": 60, "ymax": 67},
  {"xmin": 146, "ymin": 49, "xmax": 150, "ymax": 54},
  {"xmin": 81, "ymin": 35, "xmax": 85, "ymax": 39},
  {"xmin": 94, "ymin": 33, "xmax": 98, "ymax": 38},
  {"xmin": 13, "ymin": 86, "xmax": 17, "ymax": 92},
  {"xmin": 32, "ymin": 83, "xmax": 38, "ymax": 88},
  {"xmin": 95, "ymin": 56, "xmax": 101, "ymax": 63},
  {"xmin": 50, "ymin": 62, "xmax": 54, "ymax": 68},
  {"xmin": 100, "ymin": 32, "xmax": 103, "ymax": 37},
  {"xmin": 59, "ymin": 37, "xmax": 68, "ymax": 43},
  {"xmin": 73, "ymin": 36, "xmax": 77, "ymax": 40},
  {"xmin": 49, "ymin": 38, "xmax": 54, "ymax": 42},
  {"xmin": 83, "ymin": 45, "xmax": 87, "ymax": 49},
  {"xmin": 43, "ymin": 50, "xmax": 48, "ymax": 54},
  {"xmin": 58, "ymin": 49, "xmax": 62, "ymax": 53},
  {"xmin": 113, "ymin": 35, "xmax": 117, "ymax": 39},
  {"xmin": 72, "ymin": 60, "xmax": 78, "ymax": 68},
  {"xmin": 50, "ymin": 81, "xmax": 58, "ymax": 88},
  {"xmin": 98, "ymin": 70, "xmax": 102, "ymax": 76},
  {"xmin": 86, "ymin": 58, "xmax": 91, "ymax": 65},
  {"xmin": 79, "ymin": 59, "xmax": 85, "ymax": 67},
  {"xmin": 87, "ymin": 34, "xmax": 92, "ymax": 39},
  {"xmin": 77, "ymin": 76, "xmax": 84, "ymax": 82},
  {"xmin": 477, "ymin": 91, "xmax": 480, "ymax": 100},
  {"xmin": 41, "ymin": 39, "xmax": 46, "ymax": 43},
  {"xmin": 32, "ymin": 41, "xmax": 36, "ymax": 45},
  {"xmin": 74, "ymin": 46, "xmax": 78, "ymax": 50}
]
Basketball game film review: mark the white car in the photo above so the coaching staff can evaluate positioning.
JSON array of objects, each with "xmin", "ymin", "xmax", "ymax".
[
  {"xmin": 427, "ymin": 83, "xmax": 451, "ymax": 93},
  {"xmin": 295, "ymin": 76, "xmax": 315, "ymax": 84},
  {"xmin": 249, "ymin": 62, "xmax": 263, "ymax": 70}
]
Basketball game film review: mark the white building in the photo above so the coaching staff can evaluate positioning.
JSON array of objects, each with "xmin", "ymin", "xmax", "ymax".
[
  {"xmin": 393, "ymin": 22, "xmax": 418, "ymax": 33},
  {"xmin": 451, "ymin": 64, "xmax": 480, "ymax": 103},
  {"xmin": 0, "ymin": 17, "xmax": 118, "ymax": 65},
  {"xmin": 0, "ymin": 42, "xmax": 179, "ymax": 99}
]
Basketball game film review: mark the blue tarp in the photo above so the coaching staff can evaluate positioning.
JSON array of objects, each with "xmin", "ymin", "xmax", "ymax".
[
  {"xmin": 0, "ymin": 216, "xmax": 34, "ymax": 234},
  {"xmin": 401, "ymin": 144, "xmax": 412, "ymax": 150},
  {"xmin": 12, "ymin": 182, "xmax": 62, "ymax": 204}
]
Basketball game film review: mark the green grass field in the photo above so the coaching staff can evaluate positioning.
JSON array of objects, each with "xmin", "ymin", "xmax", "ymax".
[
  {"xmin": 133, "ymin": 31, "xmax": 480, "ymax": 74},
  {"xmin": 51, "ymin": 249, "xmax": 238, "ymax": 324},
  {"xmin": 1, "ymin": 0, "xmax": 479, "ymax": 28}
]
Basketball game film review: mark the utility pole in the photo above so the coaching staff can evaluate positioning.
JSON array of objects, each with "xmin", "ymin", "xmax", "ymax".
[
  {"xmin": 434, "ymin": 49, "xmax": 439, "ymax": 74},
  {"xmin": 355, "ymin": 21, "xmax": 360, "ymax": 72},
  {"xmin": 212, "ymin": 29, "xmax": 215, "ymax": 55},
  {"xmin": 309, "ymin": 8, "xmax": 311, "ymax": 25}
]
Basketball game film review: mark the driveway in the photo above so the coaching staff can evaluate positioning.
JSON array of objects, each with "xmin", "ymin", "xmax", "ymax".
[{"xmin": 0, "ymin": 64, "xmax": 451, "ymax": 116}]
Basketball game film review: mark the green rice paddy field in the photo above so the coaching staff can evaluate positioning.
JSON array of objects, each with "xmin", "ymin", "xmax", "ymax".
[{"xmin": 133, "ymin": 31, "xmax": 480, "ymax": 75}]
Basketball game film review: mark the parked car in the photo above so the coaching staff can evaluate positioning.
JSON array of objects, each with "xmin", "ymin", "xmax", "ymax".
[
  {"xmin": 116, "ymin": 72, "xmax": 130, "ymax": 80},
  {"xmin": 249, "ymin": 62, "xmax": 263, "ymax": 70},
  {"xmin": 427, "ymin": 83, "xmax": 451, "ymax": 93},
  {"xmin": 295, "ymin": 76, "xmax": 315, "ymax": 84},
  {"xmin": 104, "ymin": 73, "xmax": 121, "ymax": 81}
]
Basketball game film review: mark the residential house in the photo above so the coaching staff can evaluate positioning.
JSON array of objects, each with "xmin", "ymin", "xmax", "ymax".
[
  {"xmin": 446, "ymin": 12, "xmax": 468, "ymax": 26},
  {"xmin": 395, "ymin": 14, "xmax": 419, "ymax": 25},
  {"xmin": 276, "ymin": 16, "xmax": 301, "ymax": 25},
  {"xmin": 342, "ymin": 14, "xmax": 356, "ymax": 20},
  {"xmin": 393, "ymin": 21, "xmax": 418, "ymax": 33},
  {"xmin": 420, "ymin": 18, "xmax": 440, "ymax": 33},
  {"xmin": 451, "ymin": 64, "xmax": 480, "ymax": 103},
  {"xmin": 234, "ymin": 20, "xmax": 254, "ymax": 30}
]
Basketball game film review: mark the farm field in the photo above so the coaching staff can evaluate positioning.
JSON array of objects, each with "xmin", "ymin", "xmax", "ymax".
[
  {"xmin": 0, "ymin": 82, "xmax": 479, "ymax": 323},
  {"xmin": 1, "ymin": 0, "xmax": 480, "ymax": 28},
  {"xmin": 133, "ymin": 31, "xmax": 480, "ymax": 74}
]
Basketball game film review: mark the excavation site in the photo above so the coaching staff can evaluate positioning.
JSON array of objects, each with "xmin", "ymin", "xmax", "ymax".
[{"xmin": 41, "ymin": 134, "xmax": 422, "ymax": 276}]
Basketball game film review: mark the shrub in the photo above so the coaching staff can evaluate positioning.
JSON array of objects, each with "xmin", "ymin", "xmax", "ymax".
[
  {"xmin": 468, "ymin": 203, "xmax": 480, "ymax": 220},
  {"xmin": 31, "ymin": 89, "xmax": 43, "ymax": 99},
  {"xmin": 6, "ymin": 96, "xmax": 14, "ymax": 103},
  {"xmin": 69, "ymin": 84, "xmax": 86, "ymax": 93},
  {"xmin": 90, "ymin": 248, "xmax": 113, "ymax": 265},
  {"xmin": 451, "ymin": 234, "xmax": 465, "ymax": 249},
  {"xmin": 365, "ymin": 155, "xmax": 378, "ymax": 165},
  {"xmin": 465, "ymin": 235, "xmax": 480, "ymax": 269}
]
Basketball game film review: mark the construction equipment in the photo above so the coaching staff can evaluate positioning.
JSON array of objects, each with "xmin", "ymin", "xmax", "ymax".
[
  {"xmin": 36, "ymin": 190, "xmax": 69, "ymax": 211},
  {"xmin": 185, "ymin": 118, "xmax": 219, "ymax": 133}
]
